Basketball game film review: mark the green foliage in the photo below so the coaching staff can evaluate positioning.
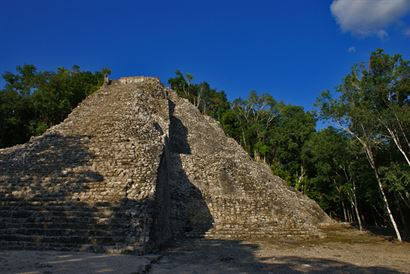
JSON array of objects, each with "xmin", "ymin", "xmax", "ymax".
[
  {"xmin": 269, "ymin": 104, "xmax": 315, "ymax": 185},
  {"xmin": 169, "ymin": 52, "xmax": 410, "ymax": 234},
  {"xmin": 316, "ymin": 49, "xmax": 410, "ymax": 238},
  {"xmin": 168, "ymin": 71, "xmax": 230, "ymax": 120},
  {"xmin": 2, "ymin": 50, "xmax": 408, "ymax": 234},
  {"xmin": 0, "ymin": 65, "xmax": 106, "ymax": 148},
  {"xmin": 380, "ymin": 163, "xmax": 410, "ymax": 194},
  {"xmin": 302, "ymin": 128, "xmax": 365, "ymax": 217}
]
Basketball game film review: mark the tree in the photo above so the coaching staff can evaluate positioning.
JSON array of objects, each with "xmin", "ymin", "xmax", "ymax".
[
  {"xmin": 270, "ymin": 104, "xmax": 315, "ymax": 187},
  {"xmin": 360, "ymin": 49, "xmax": 410, "ymax": 166},
  {"xmin": 168, "ymin": 70, "xmax": 192, "ymax": 98},
  {"xmin": 168, "ymin": 70, "xmax": 230, "ymax": 120},
  {"xmin": 0, "ymin": 65, "xmax": 106, "ymax": 148},
  {"xmin": 165, "ymin": 64, "xmax": 409, "ymax": 234},
  {"xmin": 302, "ymin": 128, "xmax": 365, "ymax": 229},
  {"xmin": 229, "ymin": 91, "xmax": 278, "ymax": 161},
  {"xmin": 316, "ymin": 49, "xmax": 407, "ymax": 241}
]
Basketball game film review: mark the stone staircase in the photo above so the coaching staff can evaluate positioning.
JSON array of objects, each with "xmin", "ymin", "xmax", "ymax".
[
  {"xmin": 0, "ymin": 77, "xmax": 168, "ymax": 253},
  {"xmin": 0, "ymin": 196, "xmax": 144, "ymax": 252},
  {"xmin": 204, "ymin": 226, "xmax": 316, "ymax": 240}
]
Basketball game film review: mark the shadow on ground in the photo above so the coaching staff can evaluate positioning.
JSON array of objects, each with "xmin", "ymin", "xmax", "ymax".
[
  {"xmin": 0, "ymin": 238, "xmax": 406, "ymax": 274},
  {"xmin": 0, "ymin": 250, "xmax": 157, "ymax": 274},
  {"xmin": 151, "ymin": 239, "xmax": 403, "ymax": 273},
  {"xmin": 366, "ymin": 226, "xmax": 410, "ymax": 243}
]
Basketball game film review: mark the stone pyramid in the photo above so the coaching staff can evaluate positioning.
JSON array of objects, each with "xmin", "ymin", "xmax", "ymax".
[{"xmin": 0, "ymin": 77, "xmax": 332, "ymax": 253}]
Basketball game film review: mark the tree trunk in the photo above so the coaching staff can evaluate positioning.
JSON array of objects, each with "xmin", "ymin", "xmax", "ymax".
[
  {"xmin": 395, "ymin": 193, "xmax": 409, "ymax": 233},
  {"xmin": 361, "ymin": 213, "xmax": 366, "ymax": 227},
  {"xmin": 352, "ymin": 180, "xmax": 363, "ymax": 230},
  {"xmin": 371, "ymin": 210, "xmax": 379, "ymax": 227},
  {"xmin": 364, "ymin": 145, "xmax": 402, "ymax": 241},
  {"xmin": 372, "ymin": 160, "xmax": 402, "ymax": 242},
  {"xmin": 296, "ymin": 165, "xmax": 306, "ymax": 192},
  {"xmin": 196, "ymin": 92, "xmax": 201, "ymax": 109},
  {"xmin": 393, "ymin": 111, "xmax": 410, "ymax": 151},
  {"xmin": 241, "ymin": 130, "xmax": 247, "ymax": 150},
  {"xmin": 254, "ymin": 150, "xmax": 261, "ymax": 162},
  {"xmin": 342, "ymin": 200, "xmax": 348, "ymax": 222},
  {"xmin": 385, "ymin": 125, "xmax": 410, "ymax": 166},
  {"xmin": 348, "ymin": 206, "xmax": 353, "ymax": 224},
  {"xmin": 344, "ymin": 124, "xmax": 403, "ymax": 242},
  {"xmin": 398, "ymin": 191, "xmax": 410, "ymax": 209}
]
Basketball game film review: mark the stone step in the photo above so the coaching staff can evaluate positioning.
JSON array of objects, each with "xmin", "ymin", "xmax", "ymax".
[
  {"xmin": 0, "ymin": 235, "xmax": 119, "ymax": 245},
  {"xmin": 0, "ymin": 211, "xmax": 111, "ymax": 218},
  {"xmin": 0, "ymin": 201, "xmax": 116, "ymax": 208},
  {"xmin": 205, "ymin": 229, "xmax": 311, "ymax": 234},
  {"xmin": 0, "ymin": 217, "xmax": 130, "ymax": 227},
  {"xmin": 204, "ymin": 228, "xmax": 314, "ymax": 239},
  {"xmin": 0, "ymin": 228, "xmax": 122, "ymax": 238},
  {"xmin": 0, "ymin": 210, "xmax": 126, "ymax": 220},
  {"xmin": 0, "ymin": 241, "xmax": 146, "ymax": 254},
  {"xmin": 0, "ymin": 240, "xmax": 85, "ymax": 251},
  {"xmin": 0, "ymin": 218, "xmax": 128, "ymax": 230}
]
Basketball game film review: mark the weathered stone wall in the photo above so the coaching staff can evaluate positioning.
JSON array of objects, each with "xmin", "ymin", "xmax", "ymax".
[
  {"xmin": 0, "ymin": 78, "xmax": 171, "ymax": 253},
  {"xmin": 0, "ymin": 77, "xmax": 333, "ymax": 253},
  {"xmin": 117, "ymin": 76, "xmax": 160, "ymax": 85},
  {"xmin": 167, "ymin": 92, "xmax": 333, "ymax": 240}
]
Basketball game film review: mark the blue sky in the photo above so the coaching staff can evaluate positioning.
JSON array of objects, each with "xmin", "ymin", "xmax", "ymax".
[{"xmin": 1, "ymin": 0, "xmax": 409, "ymax": 111}]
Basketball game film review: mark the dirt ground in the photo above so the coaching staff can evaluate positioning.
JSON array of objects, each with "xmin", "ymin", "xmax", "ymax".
[
  {"xmin": 151, "ymin": 227, "xmax": 410, "ymax": 273},
  {"xmin": 0, "ymin": 251, "xmax": 160, "ymax": 274},
  {"xmin": 1, "ymin": 227, "xmax": 409, "ymax": 274}
]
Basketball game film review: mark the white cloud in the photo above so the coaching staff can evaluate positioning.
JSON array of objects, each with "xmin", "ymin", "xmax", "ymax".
[
  {"xmin": 331, "ymin": 0, "xmax": 410, "ymax": 37},
  {"xmin": 405, "ymin": 28, "xmax": 410, "ymax": 36},
  {"xmin": 348, "ymin": 46, "xmax": 356, "ymax": 53},
  {"xmin": 377, "ymin": 30, "xmax": 389, "ymax": 39}
]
